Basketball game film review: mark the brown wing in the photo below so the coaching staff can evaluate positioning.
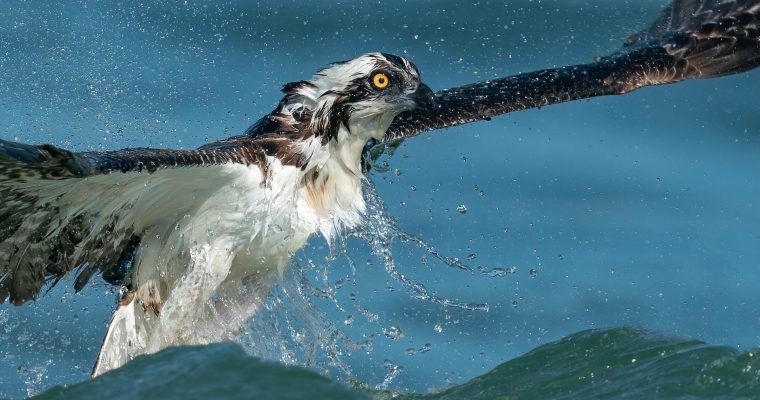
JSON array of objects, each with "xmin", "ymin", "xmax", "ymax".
[{"xmin": 386, "ymin": 0, "xmax": 760, "ymax": 141}]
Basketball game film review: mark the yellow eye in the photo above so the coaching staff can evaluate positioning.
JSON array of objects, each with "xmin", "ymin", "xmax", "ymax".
[{"xmin": 372, "ymin": 73, "xmax": 390, "ymax": 89}]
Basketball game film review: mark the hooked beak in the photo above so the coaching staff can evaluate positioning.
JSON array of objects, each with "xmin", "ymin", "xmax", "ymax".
[{"xmin": 410, "ymin": 83, "xmax": 437, "ymax": 110}]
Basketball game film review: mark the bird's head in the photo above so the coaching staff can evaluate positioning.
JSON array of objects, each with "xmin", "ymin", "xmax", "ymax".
[
  {"xmin": 308, "ymin": 52, "xmax": 435, "ymax": 126},
  {"xmin": 243, "ymin": 53, "xmax": 435, "ymax": 234},
  {"xmin": 270, "ymin": 52, "xmax": 435, "ymax": 143}
]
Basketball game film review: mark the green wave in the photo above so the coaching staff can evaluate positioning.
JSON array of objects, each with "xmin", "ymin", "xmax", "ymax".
[
  {"xmin": 397, "ymin": 328, "xmax": 760, "ymax": 400},
  {"xmin": 33, "ymin": 328, "xmax": 760, "ymax": 400}
]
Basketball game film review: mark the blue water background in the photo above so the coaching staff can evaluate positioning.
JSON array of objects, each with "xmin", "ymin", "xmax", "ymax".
[{"xmin": 1, "ymin": 0, "xmax": 759, "ymax": 397}]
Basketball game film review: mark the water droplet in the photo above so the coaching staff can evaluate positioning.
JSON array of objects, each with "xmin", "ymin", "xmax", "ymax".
[
  {"xmin": 487, "ymin": 268, "xmax": 513, "ymax": 277},
  {"xmin": 360, "ymin": 340, "xmax": 373, "ymax": 353},
  {"xmin": 529, "ymin": 268, "xmax": 538, "ymax": 278},
  {"xmin": 467, "ymin": 253, "xmax": 477, "ymax": 260},
  {"xmin": 405, "ymin": 347, "xmax": 416, "ymax": 356},
  {"xmin": 394, "ymin": 168, "xmax": 402, "ymax": 176},
  {"xmin": 419, "ymin": 343, "xmax": 432, "ymax": 353},
  {"xmin": 456, "ymin": 204, "xmax": 468, "ymax": 214},
  {"xmin": 383, "ymin": 326, "xmax": 404, "ymax": 340},
  {"xmin": 433, "ymin": 323, "xmax": 443, "ymax": 333},
  {"xmin": 344, "ymin": 315, "xmax": 354, "ymax": 326}
]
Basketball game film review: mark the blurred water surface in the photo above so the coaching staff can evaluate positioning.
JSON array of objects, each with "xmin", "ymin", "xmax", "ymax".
[{"xmin": 1, "ymin": 0, "xmax": 759, "ymax": 398}]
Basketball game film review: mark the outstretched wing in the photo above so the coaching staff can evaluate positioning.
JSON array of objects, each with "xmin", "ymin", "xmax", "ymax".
[
  {"xmin": 0, "ymin": 137, "xmax": 269, "ymax": 305},
  {"xmin": 0, "ymin": 136, "xmax": 270, "ymax": 177},
  {"xmin": 386, "ymin": 0, "xmax": 760, "ymax": 141}
]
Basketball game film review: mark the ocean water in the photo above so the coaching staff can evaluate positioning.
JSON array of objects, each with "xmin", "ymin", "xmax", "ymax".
[
  {"xmin": 1, "ymin": 0, "xmax": 759, "ymax": 398},
  {"xmin": 27, "ymin": 328, "xmax": 760, "ymax": 400}
]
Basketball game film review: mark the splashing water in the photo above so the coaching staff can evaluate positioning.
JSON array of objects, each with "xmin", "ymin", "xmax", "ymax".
[
  {"xmin": 229, "ymin": 180, "xmax": 504, "ymax": 389},
  {"xmin": 353, "ymin": 183, "xmax": 491, "ymax": 312},
  {"xmin": 18, "ymin": 359, "xmax": 52, "ymax": 397}
]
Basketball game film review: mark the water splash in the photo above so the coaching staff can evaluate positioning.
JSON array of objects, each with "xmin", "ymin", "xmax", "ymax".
[
  {"xmin": 377, "ymin": 359, "xmax": 404, "ymax": 390},
  {"xmin": 351, "ymin": 183, "xmax": 491, "ymax": 312},
  {"xmin": 382, "ymin": 326, "xmax": 404, "ymax": 340},
  {"xmin": 232, "ymin": 180, "xmax": 502, "ymax": 389},
  {"xmin": 18, "ymin": 359, "xmax": 52, "ymax": 397},
  {"xmin": 237, "ymin": 263, "xmax": 361, "ymax": 377}
]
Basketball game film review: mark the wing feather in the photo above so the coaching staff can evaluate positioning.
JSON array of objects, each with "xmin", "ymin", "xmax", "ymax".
[
  {"xmin": 0, "ymin": 137, "xmax": 268, "ymax": 305},
  {"xmin": 386, "ymin": 0, "xmax": 760, "ymax": 141}
]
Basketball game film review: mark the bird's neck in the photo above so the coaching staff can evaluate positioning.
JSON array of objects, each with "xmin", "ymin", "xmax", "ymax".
[
  {"xmin": 294, "ymin": 113, "xmax": 394, "ymax": 239},
  {"xmin": 337, "ymin": 112, "xmax": 395, "ymax": 172}
]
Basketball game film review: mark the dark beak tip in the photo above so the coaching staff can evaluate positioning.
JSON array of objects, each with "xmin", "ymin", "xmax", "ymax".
[{"xmin": 414, "ymin": 83, "xmax": 437, "ymax": 109}]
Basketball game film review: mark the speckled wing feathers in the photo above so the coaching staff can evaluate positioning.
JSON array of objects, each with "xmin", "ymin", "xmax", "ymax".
[
  {"xmin": 386, "ymin": 0, "xmax": 760, "ymax": 141},
  {"xmin": 628, "ymin": 0, "xmax": 759, "ymax": 45},
  {"xmin": 626, "ymin": 0, "xmax": 760, "ymax": 77},
  {"xmin": 384, "ymin": 52, "xmax": 660, "ymax": 141},
  {"xmin": 89, "ymin": 138, "xmax": 270, "ymax": 175},
  {"xmin": 0, "ymin": 149, "xmax": 133, "ymax": 304},
  {"xmin": 0, "ymin": 138, "xmax": 271, "ymax": 305}
]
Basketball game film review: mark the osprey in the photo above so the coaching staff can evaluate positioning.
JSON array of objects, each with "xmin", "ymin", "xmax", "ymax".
[{"xmin": 1, "ymin": 0, "xmax": 759, "ymax": 376}]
